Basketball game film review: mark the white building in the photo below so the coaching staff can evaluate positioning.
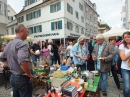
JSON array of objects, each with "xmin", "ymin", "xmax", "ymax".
[
  {"xmin": 125, "ymin": 0, "xmax": 130, "ymax": 29},
  {"xmin": 0, "ymin": 0, "xmax": 8, "ymax": 36},
  {"xmin": 6, "ymin": 5, "xmax": 17, "ymax": 35},
  {"xmin": 121, "ymin": 0, "xmax": 127, "ymax": 29},
  {"xmin": 7, "ymin": 5, "xmax": 17, "ymax": 22},
  {"xmin": 13, "ymin": 0, "xmax": 98, "ymax": 45}
]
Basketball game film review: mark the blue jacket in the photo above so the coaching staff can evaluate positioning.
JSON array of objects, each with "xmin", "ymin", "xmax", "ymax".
[{"xmin": 112, "ymin": 46, "xmax": 119, "ymax": 66}]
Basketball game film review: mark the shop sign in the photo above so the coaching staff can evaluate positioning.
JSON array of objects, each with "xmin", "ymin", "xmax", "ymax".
[
  {"xmin": 69, "ymin": 33, "xmax": 80, "ymax": 37},
  {"xmin": 34, "ymin": 33, "xmax": 59, "ymax": 38}
]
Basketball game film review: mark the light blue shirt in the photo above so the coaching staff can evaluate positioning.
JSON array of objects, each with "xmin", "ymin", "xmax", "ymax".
[
  {"xmin": 72, "ymin": 42, "xmax": 88, "ymax": 65},
  {"xmin": 97, "ymin": 43, "xmax": 104, "ymax": 70}
]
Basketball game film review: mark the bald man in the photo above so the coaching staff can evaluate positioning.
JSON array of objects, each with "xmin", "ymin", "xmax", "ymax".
[{"xmin": 0, "ymin": 24, "xmax": 33, "ymax": 97}]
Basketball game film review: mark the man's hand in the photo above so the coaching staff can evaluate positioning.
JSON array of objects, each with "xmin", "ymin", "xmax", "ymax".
[
  {"xmin": 22, "ymin": 73, "xmax": 33, "ymax": 80},
  {"xmin": 20, "ymin": 62, "xmax": 32, "ymax": 80},
  {"xmin": 80, "ymin": 56, "xmax": 84, "ymax": 60},
  {"xmin": 99, "ymin": 57, "xmax": 105, "ymax": 61},
  {"xmin": 115, "ymin": 65, "xmax": 118, "ymax": 70},
  {"xmin": 93, "ymin": 56, "xmax": 96, "ymax": 61}
]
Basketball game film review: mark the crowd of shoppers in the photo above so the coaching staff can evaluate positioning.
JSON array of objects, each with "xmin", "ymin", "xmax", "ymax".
[{"xmin": 0, "ymin": 24, "xmax": 130, "ymax": 97}]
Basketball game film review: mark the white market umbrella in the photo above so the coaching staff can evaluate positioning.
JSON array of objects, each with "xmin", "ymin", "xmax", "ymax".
[
  {"xmin": 1, "ymin": 35, "xmax": 33, "ymax": 42},
  {"xmin": 103, "ymin": 26, "xmax": 130, "ymax": 37}
]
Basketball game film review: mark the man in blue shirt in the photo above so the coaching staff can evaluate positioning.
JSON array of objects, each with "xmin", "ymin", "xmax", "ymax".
[{"xmin": 72, "ymin": 35, "xmax": 89, "ymax": 71}]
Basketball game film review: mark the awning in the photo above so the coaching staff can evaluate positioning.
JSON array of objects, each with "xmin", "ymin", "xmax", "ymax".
[{"xmin": 1, "ymin": 35, "xmax": 33, "ymax": 42}]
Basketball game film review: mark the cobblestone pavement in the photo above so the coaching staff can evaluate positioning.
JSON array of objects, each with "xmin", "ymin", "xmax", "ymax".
[{"xmin": 0, "ymin": 76, "xmax": 123, "ymax": 97}]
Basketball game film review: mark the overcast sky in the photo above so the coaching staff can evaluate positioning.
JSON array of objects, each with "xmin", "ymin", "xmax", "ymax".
[{"xmin": 7, "ymin": 0, "xmax": 123, "ymax": 27}]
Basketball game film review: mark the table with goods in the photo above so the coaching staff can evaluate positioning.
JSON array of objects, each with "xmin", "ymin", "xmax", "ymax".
[{"xmin": 32, "ymin": 60, "xmax": 100, "ymax": 97}]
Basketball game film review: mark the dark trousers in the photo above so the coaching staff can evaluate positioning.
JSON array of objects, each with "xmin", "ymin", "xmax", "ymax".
[
  {"xmin": 10, "ymin": 74, "xmax": 33, "ymax": 97},
  {"xmin": 54, "ymin": 55, "xmax": 60, "ymax": 65},
  {"xmin": 111, "ymin": 65, "xmax": 120, "ymax": 89}
]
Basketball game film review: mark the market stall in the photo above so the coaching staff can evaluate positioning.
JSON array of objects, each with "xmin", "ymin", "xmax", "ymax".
[
  {"xmin": 102, "ymin": 26, "xmax": 130, "ymax": 37},
  {"xmin": 32, "ymin": 61, "xmax": 101, "ymax": 97}
]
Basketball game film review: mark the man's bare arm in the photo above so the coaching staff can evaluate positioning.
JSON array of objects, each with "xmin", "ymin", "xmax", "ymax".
[
  {"xmin": 20, "ymin": 62, "xmax": 32, "ymax": 80},
  {"xmin": 2, "ymin": 61, "xmax": 9, "ymax": 67}
]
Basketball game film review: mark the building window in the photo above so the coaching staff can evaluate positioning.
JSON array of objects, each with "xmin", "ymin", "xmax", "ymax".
[
  {"xmin": 67, "ymin": 3, "xmax": 73, "ymax": 14},
  {"xmin": 6, "ymin": 29, "xmax": 8, "ymax": 35},
  {"xmin": 11, "ymin": 27, "xmax": 14, "ymax": 35},
  {"xmin": 18, "ymin": 16, "xmax": 24, "ymax": 23},
  {"xmin": 94, "ymin": 17, "xmax": 96, "ymax": 23},
  {"xmin": 25, "ymin": 0, "xmax": 35, "ymax": 6},
  {"xmin": 26, "ymin": 9, "xmax": 41, "ymax": 21},
  {"xmin": 67, "ymin": 21, "xmax": 73, "ymax": 30},
  {"xmin": 28, "ymin": 27, "xmax": 33, "ymax": 34},
  {"xmin": 79, "ymin": 2, "xmax": 83, "ymax": 11},
  {"xmin": 50, "ymin": 2, "xmax": 61, "ymax": 13},
  {"xmin": 123, "ymin": 18, "xmax": 126, "ymax": 22},
  {"xmin": 4, "ymin": 4, "xmax": 6, "ymax": 16},
  {"xmin": 123, "ymin": 23, "xmax": 126, "ymax": 27},
  {"xmin": 90, "ymin": 14, "xmax": 91, "ymax": 20},
  {"xmin": 0, "ymin": 1, "xmax": 2, "ymax": 15},
  {"xmin": 34, "ymin": 25, "xmax": 42, "ymax": 33},
  {"xmin": 75, "ymin": 25, "xmax": 79, "ymax": 33},
  {"xmin": 8, "ymin": 16, "xmax": 13, "ymax": 21},
  {"xmin": 72, "ymin": 0, "xmax": 75, "ymax": 2},
  {"xmin": 51, "ymin": 20, "xmax": 62, "ymax": 30},
  {"xmin": 81, "ymin": 28, "xmax": 84, "ymax": 34},
  {"xmin": 75, "ymin": 11, "xmax": 78, "ymax": 19},
  {"xmin": 8, "ymin": 10, "xmax": 10, "ymax": 12},
  {"xmin": 81, "ymin": 16, "xmax": 84, "ymax": 22}
]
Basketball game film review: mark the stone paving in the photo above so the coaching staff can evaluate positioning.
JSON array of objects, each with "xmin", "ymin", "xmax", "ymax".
[{"xmin": 0, "ymin": 76, "xmax": 123, "ymax": 97}]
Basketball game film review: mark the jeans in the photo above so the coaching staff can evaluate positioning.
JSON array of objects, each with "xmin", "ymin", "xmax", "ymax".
[
  {"xmin": 10, "ymin": 74, "xmax": 33, "ymax": 97},
  {"xmin": 50, "ymin": 55, "xmax": 55, "ymax": 66},
  {"xmin": 99, "ymin": 72, "xmax": 108, "ymax": 92},
  {"xmin": 32, "ymin": 54, "xmax": 40, "ymax": 63},
  {"xmin": 121, "ymin": 69, "xmax": 130, "ymax": 97},
  {"xmin": 111, "ymin": 65, "xmax": 120, "ymax": 89},
  {"xmin": 76, "ymin": 63, "xmax": 86, "ymax": 71}
]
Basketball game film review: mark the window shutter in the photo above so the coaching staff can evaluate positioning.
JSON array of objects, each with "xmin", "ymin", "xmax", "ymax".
[
  {"xmin": 71, "ymin": 7, "xmax": 73, "ymax": 14},
  {"xmin": 22, "ymin": 16, "xmax": 24, "ymax": 22},
  {"xmin": 50, "ymin": 5, "xmax": 53, "ymax": 13},
  {"xmin": 57, "ymin": 2, "xmax": 61, "ymax": 11},
  {"xmin": 31, "ymin": 27, "xmax": 33, "ymax": 33},
  {"xmin": 30, "ymin": 13, "xmax": 33, "ymax": 19},
  {"xmin": 30, "ymin": 0, "xmax": 32, "ymax": 4},
  {"xmin": 25, "ymin": 0, "xmax": 27, "ymax": 6},
  {"xmin": 67, "ymin": 21, "xmax": 69, "ymax": 29},
  {"xmin": 17, "ymin": 18, "xmax": 19, "ymax": 23},
  {"xmin": 38, "ymin": 9, "xmax": 41, "ymax": 17},
  {"xmin": 34, "ymin": 26, "xmax": 36, "ymax": 33},
  {"xmin": 32, "ymin": 12, "xmax": 34, "ymax": 19},
  {"xmin": 19, "ymin": 18, "xmax": 20, "ymax": 23},
  {"xmin": 39, "ymin": 25, "xmax": 42, "ymax": 32},
  {"xmin": 67, "ymin": 3, "xmax": 69, "ymax": 12},
  {"xmin": 33, "ymin": 12, "xmax": 35, "ymax": 18},
  {"xmin": 32, "ymin": 0, "xmax": 35, "ymax": 3},
  {"xmin": 58, "ymin": 20, "xmax": 62, "ymax": 29},
  {"xmin": 26, "ymin": 14, "xmax": 28, "ymax": 21},
  {"xmin": 51, "ymin": 22, "xmax": 54, "ymax": 30},
  {"xmin": 79, "ymin": 2, "xmax": 80, "ymax": 10}
]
